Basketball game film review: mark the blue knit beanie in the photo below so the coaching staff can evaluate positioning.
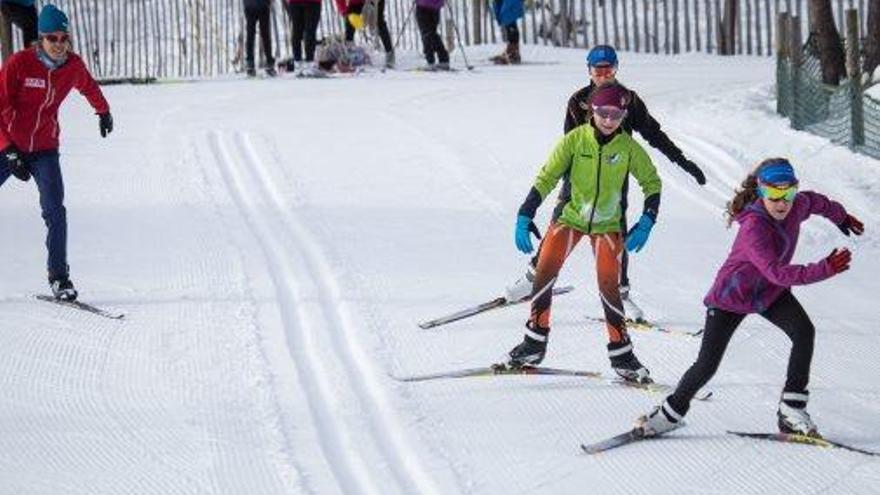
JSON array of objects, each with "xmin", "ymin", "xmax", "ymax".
[
  {"xmin": 757, "ymin": 159, "xmax": 798, "ymax": 185},
  {"xmin": 38, "ymin": 4, "xmax": 69, "ymax": 34}
]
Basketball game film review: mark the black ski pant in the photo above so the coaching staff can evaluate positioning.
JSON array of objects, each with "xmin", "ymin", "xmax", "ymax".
[
  {"xmin": 287, "ymin": 2, "xmax": 321, "ymax": 62},
  {"xmin": 415, "ymin": 6, "xmax": 448, "ymax": 64},
  {"xmin": 1, "ymin": 1, "xmax": 37, "ymax": 47},
  {"xmin": 667, "ymin": 290, "xmax": 815, "ymax": 416},
  {"xmin": 503, "ymin": 23, "xmax": 519, "ymax": 44},
  {"xmin": 245, "ymin": 5, "xmax": 274, "ymax": 69},
  {"xmin": 344, "ymin": 0, "xmax": 393, "ymax": 53}
]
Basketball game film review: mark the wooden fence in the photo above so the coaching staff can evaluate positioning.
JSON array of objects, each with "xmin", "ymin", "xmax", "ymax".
[{"xmin": 0, "ymin": 0, "xmax": 873, "ymax": 80}]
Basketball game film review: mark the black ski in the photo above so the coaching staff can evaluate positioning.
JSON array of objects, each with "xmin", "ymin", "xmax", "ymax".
[
  {"xmin": 418, "ymin": 285, "xmax": 575, "ymax": 329},
  {"xmin": 35, "ymin": 294, "xmax": 125, "ymax": 320},
  {"xmin": 585, "ymin": 315, "xmax": 703, "ymax": 337},
  {"xmin": 581, "ymin": 428, "xmax": 651, "ymax": 454},
  {"xmin": 394, "ymin": 363, "xmax": 603, "ymax": 382},
  {"xmin": 394, "ymin": 363, "xmax": 712, "ymax": 401},
  {"xmin": 727, "ymin": 431, "xmax": 880, "ymax": 457}
]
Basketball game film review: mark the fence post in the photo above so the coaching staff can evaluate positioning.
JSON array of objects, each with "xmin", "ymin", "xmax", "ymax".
[
  {"xmin": 471, "ymin": 0, "xmax": 481, "ymax": 44},
  {"xmin": 776, "ymin": 11, "xmax": 790, "ymax": 116},
  {"xmin": 788, "ymin": 15, "xmax": 803, "ymax": 130},
  {"xmin": 0, "ymin": 10, "xmax": 12, "ymax": 62},
  {"xmin": 846, "ymin": 8, "xmax": 864, "ymax": 147}
]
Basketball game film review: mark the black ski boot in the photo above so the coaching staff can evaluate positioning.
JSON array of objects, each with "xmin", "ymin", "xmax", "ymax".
[
  {"xmin": 608, "ymin": 338, "xmax": 651, "ymax": 383},
  {"xmin": 507, "ymin": 322, "xmax": 548, "ymax": 367},
  {"xmin": 50, "ymin": 275, "xmax": 78, "ymax": 301}
]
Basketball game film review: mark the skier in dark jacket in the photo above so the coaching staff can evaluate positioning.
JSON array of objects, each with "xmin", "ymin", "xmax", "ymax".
[
  {"xmin": 285, "ymin": 0, "xmax": 322, "ymax": 67},
  {"xmin": 0, "ymin": 0, "xmax": 37, "ymax": 47},
  {"xmin": 0, "ymin": 5, "xmax": 113, "ymax": 301},
  {"xmin": 635, "ymin": 158, "xmax": 863, "ymax": 438},
  {"xmin": 243, "ymin": 0, "xmax": 276, "ymax": 77},
  {"xmin": 506, "ymin": 45, "xmax": 706, "ymax": 322}
]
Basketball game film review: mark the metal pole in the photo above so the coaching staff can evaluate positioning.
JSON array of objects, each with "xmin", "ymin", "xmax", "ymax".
[{"xmin": 444, "ymin": 1, "xmax": 473, "ymax": 69}]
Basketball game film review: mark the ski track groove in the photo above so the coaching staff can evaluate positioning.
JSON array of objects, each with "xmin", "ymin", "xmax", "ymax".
[
  {"xmin": 208, "ymin": 131, "xmax": 368, "ymax": 495},
  {"xmin": 234, "ymin": 130, "xmax": 444, "ymax": 495},
  {"xmin": 209, "ymin": 129, "xmax": 442, "ymax": 495}
]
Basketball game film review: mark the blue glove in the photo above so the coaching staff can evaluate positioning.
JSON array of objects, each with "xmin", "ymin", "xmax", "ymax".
[
  {"xmin": 625, "ymin": 214, "xmax": 655, "ymax": 253},
  {"xmin": 515, "ymin": 215, "xmax": 541, "ymax": 254}
]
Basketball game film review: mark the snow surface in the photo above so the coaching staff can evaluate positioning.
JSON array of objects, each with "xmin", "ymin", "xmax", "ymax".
[{"xmin": 1, "ymin": 45, "xmax": 879, "ymax": 494}]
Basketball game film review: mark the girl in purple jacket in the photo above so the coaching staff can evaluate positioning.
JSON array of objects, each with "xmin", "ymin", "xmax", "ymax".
[{"xmin": 636, "ymin": 158, "xmax": 864, "ymax": 438}]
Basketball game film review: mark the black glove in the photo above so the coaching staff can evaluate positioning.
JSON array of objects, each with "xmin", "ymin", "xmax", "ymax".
[
  {"xmin": 98, "ymin": 112, "xmax": 113, "ymax": 137},
  {"xmin": 3, "ymin": 145, "xmax": 30, "ymax": 182},
  {"xmin": 679, "ymin": 158, "xmax": 706, "ymax": 185}
]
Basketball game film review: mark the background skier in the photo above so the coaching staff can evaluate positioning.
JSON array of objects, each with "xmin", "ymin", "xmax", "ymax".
[
  {"xmin": 0, "ymin": 4, "xmax": 112, "ymax": 301},
  {"xmin": 505, "ymin": 45, "xmax": 706, "ymax": 323}
]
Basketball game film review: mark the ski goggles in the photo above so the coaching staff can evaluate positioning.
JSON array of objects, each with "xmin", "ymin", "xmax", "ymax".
[
  {"xmin": 758, "ymin": 183, "xmax": 798, "ymax": 202},
  {"xmin": 42, "ymin": 33, "xmax": 70, "ymax": 44},
  {"xmin": 592, "ymin": 105, "xmax": 627, "ymax": 121},
  {"xmin": 589, "ymin": 65, "xmax": 617, "ymax": 78}
]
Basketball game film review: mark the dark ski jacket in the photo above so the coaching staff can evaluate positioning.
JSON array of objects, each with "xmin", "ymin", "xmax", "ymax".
[
  {"xmin": 564, "ymin": 82, "xmax": 685, "ymax": 164},
  {"xmin": 243, "ymin": 0, "xmax": 271, "ymax": 9}
]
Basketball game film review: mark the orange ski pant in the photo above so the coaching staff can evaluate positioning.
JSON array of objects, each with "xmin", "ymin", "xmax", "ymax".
[{"xmin": 529, "ymin": 223, "xmax": 628, "ymax": 343}]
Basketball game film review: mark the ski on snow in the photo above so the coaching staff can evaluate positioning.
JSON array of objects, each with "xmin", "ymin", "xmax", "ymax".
[
  {"xmin": 727, "ymin": 431, "xmax": 880, "ymax": 457},
  {"xmin": 581, "ymin": 429, "xmax": 880, "ymax": 456},
  {"xmin": 585, "ymin": 315, "xmax": 703, "ymax": 338},
  {"xmin": 418, "ymin": 285, "xmax": 575, "ymax": 329},
  {"xmin": 35, "ymin": 294, "xmax": 125, "ymax": 320},
  {"xmin": 394, "ymin": 363, "xmax": 712, "ymax": 401},
  {"xmin": 581, "ymin": 428, "xmax": 650, "ymax": 454}
]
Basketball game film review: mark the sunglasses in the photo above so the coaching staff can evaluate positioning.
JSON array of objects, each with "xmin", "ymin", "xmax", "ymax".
[
  {"xmin": 592, "ymin": 105, "xmax": 627, "ymax": 121},
  {"xmin": 43, "ymin": 34, "xmax": 70, "ymax": 44},
  {"xmin": 758, "ymin": 183, "xmax": 798, "ymax": 202},
  {"xmin": 590, "ymin": 65, "xmax": 616, "ymax": 77}
]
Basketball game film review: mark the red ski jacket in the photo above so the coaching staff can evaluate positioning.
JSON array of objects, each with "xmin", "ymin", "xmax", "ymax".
[{"xmin": 0, "ymin": 46, "xmax": 109, "ymax": 153}]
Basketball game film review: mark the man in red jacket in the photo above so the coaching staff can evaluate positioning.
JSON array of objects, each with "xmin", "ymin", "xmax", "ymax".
[{"xmin": 0, "ymin": 4, "xmax": 113, "ymax": 301}]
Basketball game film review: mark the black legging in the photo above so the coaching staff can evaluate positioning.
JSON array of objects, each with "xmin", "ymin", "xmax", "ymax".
[
  {"xmin": 245, "ymin": 5, "xmax": 274, "ymax": 68},
  {"xmin": 0, "ymin": 2, "xmax": 37, "ymax": 47},
  {"xmin": 287, "ymin": 2, "xmax": 321, "ymax": 62},
  {"xmin": 344, "ymin": 0, "xmax": 393, "ymax": 53},
  {"xmin": 503, "ymin": 23, "xmax": 519, "ymax": 44},
  {"xmin": 667, "ymin": 290, "xmax": 816, "ymax": 416},
  {"xmin": 415, "ymin": 6, "xmax": 448, "ymax": 64}
]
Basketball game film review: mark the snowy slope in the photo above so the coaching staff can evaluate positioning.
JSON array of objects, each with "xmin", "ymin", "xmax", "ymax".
[{"xmin": 1, "ymin": 45, "xmax": 878, "ymax": 494}]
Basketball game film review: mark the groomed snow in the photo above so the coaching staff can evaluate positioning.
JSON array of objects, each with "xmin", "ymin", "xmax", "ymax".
[{"xmin": 1, "ymin": 45, "xmax": 878, "ymax": 494}]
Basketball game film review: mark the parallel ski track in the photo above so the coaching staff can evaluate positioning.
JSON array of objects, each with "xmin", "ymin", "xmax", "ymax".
[{"xmin": 208, "ymin": 130, "xmax": 441, "ymax": 495}]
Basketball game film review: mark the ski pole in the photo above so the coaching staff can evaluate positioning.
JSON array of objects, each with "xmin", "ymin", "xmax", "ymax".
[
  {"xmin": 444, "ymin": 2, "xmax": 473, "ymax": 70},
  {"xmin": 393, "ymin": 0, "xmax": 417, "ymax": 52}
]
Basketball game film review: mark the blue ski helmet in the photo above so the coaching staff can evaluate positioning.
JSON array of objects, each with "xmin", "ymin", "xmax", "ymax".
[{"xmin": 586, "ymin": 45, "xmax": 618, "ymax": 67}]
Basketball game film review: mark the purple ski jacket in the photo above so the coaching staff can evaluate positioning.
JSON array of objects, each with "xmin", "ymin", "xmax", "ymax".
[
  {"xmin": 703, "ymin": 190, "xmax": 847, "ymax": 314},
  {"xmin": 416, "ymin": 0, "xmax": 445, "ymax": 9}
]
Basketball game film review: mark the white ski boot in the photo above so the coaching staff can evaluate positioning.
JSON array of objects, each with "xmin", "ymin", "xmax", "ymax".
[
  {"xmin": 778, "ymin": 393, "xmax": 820, "ymax": 437},
  {"xmin": 636, "ymin": 399, "xmax": 684, "ymax": 437},
  {"xmin": 620, "ymin": 285, "xmax": 645, "ymax": 322},
  {"xmin": 504, "ymin": 265, "xmax": 535, "ymax": 303}
]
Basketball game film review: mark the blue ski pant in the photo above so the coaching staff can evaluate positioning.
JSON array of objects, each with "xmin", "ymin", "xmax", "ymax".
[{"xmin": 0, "ymin": 150, "xmax": 69, "ymax": 279}]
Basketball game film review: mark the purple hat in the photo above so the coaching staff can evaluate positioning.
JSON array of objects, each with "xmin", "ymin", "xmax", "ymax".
[{"xmin": 591, "ymin": 84, "xmax": 629, "ymax": 109}]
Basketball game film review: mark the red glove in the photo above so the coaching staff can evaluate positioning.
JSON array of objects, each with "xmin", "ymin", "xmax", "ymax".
[
  {"xmin": 837, "ymin": 214, "xmax": 864, "ymax": 236},
  {"xmin": 826, "ymin": 248, "xmax": 852, "ymax": 275}
]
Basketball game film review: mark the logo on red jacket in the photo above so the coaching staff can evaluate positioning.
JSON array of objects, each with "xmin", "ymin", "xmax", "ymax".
[{"xmin": 24, "ymin": 77, "xmax": 46, "ymax": 89}]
